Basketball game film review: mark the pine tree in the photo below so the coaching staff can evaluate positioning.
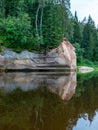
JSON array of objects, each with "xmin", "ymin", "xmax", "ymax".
[
  {"xmin": 73, "ymin": 11, "xmax": 82, "ymax": 44},
  {"xmin": 82, "ymin": 15, "xmax": 96, "ymax": 60}
]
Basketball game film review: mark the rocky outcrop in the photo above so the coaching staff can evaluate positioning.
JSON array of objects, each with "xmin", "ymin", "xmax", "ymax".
[
  {"xmin": 0, "ymin": 40, "xmax": 76, "ymax": 70},
  {"xmin": 79, "ymin": 66, "xmax": 94, "ymax": 73}
]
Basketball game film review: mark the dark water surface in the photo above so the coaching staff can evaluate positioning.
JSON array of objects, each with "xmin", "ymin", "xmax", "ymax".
[{"xmin": 0, "ymin": 72, "xmax": 98, "ymax": 130}]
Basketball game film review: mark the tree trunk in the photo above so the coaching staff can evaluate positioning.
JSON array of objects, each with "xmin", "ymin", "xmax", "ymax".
[
  {"xmin": 40, "ymin": 5, "xmax": 44, "ymax": 44},
  {"xmin": 35, "ymin": 2, "xmax": 40, "ymax": 37},
  {"xmin": 61, "ymin": 0, "xmax": 66, "ymax": 38}
]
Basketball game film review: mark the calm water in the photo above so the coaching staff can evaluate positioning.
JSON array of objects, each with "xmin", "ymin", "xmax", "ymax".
[{"xmin": 0, "ymin": 71, "xmax": 98, "ymax": 130}]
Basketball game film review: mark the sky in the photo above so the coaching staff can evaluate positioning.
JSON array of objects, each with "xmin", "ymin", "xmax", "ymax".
[{"xmin": 70, "ymin": 0, "xmax": 98, "ymax": 25}]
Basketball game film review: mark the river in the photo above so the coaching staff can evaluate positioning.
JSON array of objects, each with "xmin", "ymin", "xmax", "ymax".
[{"xmin": 0, "ymin": 71, "xmax": 98, "ymax": 130}]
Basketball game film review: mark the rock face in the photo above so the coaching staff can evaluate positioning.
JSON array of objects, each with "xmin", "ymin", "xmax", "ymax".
[{"xmin": 0, "ymin": 40, "xmax": 76, "ymax": 70}]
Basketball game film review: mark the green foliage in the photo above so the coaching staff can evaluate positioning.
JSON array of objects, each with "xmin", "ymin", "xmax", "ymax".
[
  {"xmin": 81, "ymin": 59, "xmax": 94, "ymax": 66},
  {"xmin": 42, "ymin": 4, "xmax": 63, "ymax": 51},
  {"xmin": 0, "ymin": 14, "xmax": 36, "ymax": 52},
  {"xmin": 73, "ymin": 15, "xmax": 98, "ymax": 64},
  {"xmin": 73, "ymin": 43, "xmax": 84, "ymax": 63},
  {"xmin": 72, "ymin": 11, "xmax": 82, "ymax": 44},
  {"xmin": 0, "ymin": 0, "xmax": 72, "ymax": 53},
  {"xmin": 82, "ymin": 15, "xmax": 96, "ymax": 61},
  {"xmin": 0, "ymin": 0, "xmax": 98, "ymax": 64}
]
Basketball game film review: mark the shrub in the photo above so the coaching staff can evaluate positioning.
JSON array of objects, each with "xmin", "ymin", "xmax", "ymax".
[{"xmin": 0, "ymin": 14, "xmax": 37, "ymax": 52}]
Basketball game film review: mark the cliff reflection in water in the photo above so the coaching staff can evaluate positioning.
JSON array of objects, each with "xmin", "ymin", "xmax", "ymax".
[
  {"xmin": 0, "ymin": 72, "xmax": 76, "ymax": 101},
  {"xmin": 0, "ymin": 72, "xmax": 98, "ymax": 130}
]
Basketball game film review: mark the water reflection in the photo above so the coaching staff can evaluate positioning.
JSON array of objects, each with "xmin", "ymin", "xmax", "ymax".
[
  {"xmin": 0, "ymin": 72, "xmax": 76, "ymax": 101},
  {"xmin": 73, "ymin": 111, "xmax": 98, "ymax": 130},
  {"xmin": 0, "ymin": 72, "xmax": 98, "ymax": 130}
]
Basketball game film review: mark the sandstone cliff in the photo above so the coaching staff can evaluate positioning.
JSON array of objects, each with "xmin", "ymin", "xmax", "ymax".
[{"xmin": 0, "ymin": 40, "xmax": 76, "ymax": 70}]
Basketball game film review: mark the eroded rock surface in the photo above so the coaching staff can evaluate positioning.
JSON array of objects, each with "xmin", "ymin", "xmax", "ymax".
[{"xmin": 0, "ymin": 40, "xmax": 76, "ymax": 70}]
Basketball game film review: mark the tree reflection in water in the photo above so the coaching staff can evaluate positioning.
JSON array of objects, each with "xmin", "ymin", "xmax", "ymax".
[
  {"xmin": 73, "ymin": 111, "xmax": 98, "ymax": 130},
  {"xmin": 0, "ymin": 71, "xmax": 98, "ymax": 130}
]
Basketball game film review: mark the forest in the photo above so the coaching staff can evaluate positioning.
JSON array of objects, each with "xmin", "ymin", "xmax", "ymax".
[{"xmin": 0, "ymin": 0, "xmax": 98, "ymax": 65}]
